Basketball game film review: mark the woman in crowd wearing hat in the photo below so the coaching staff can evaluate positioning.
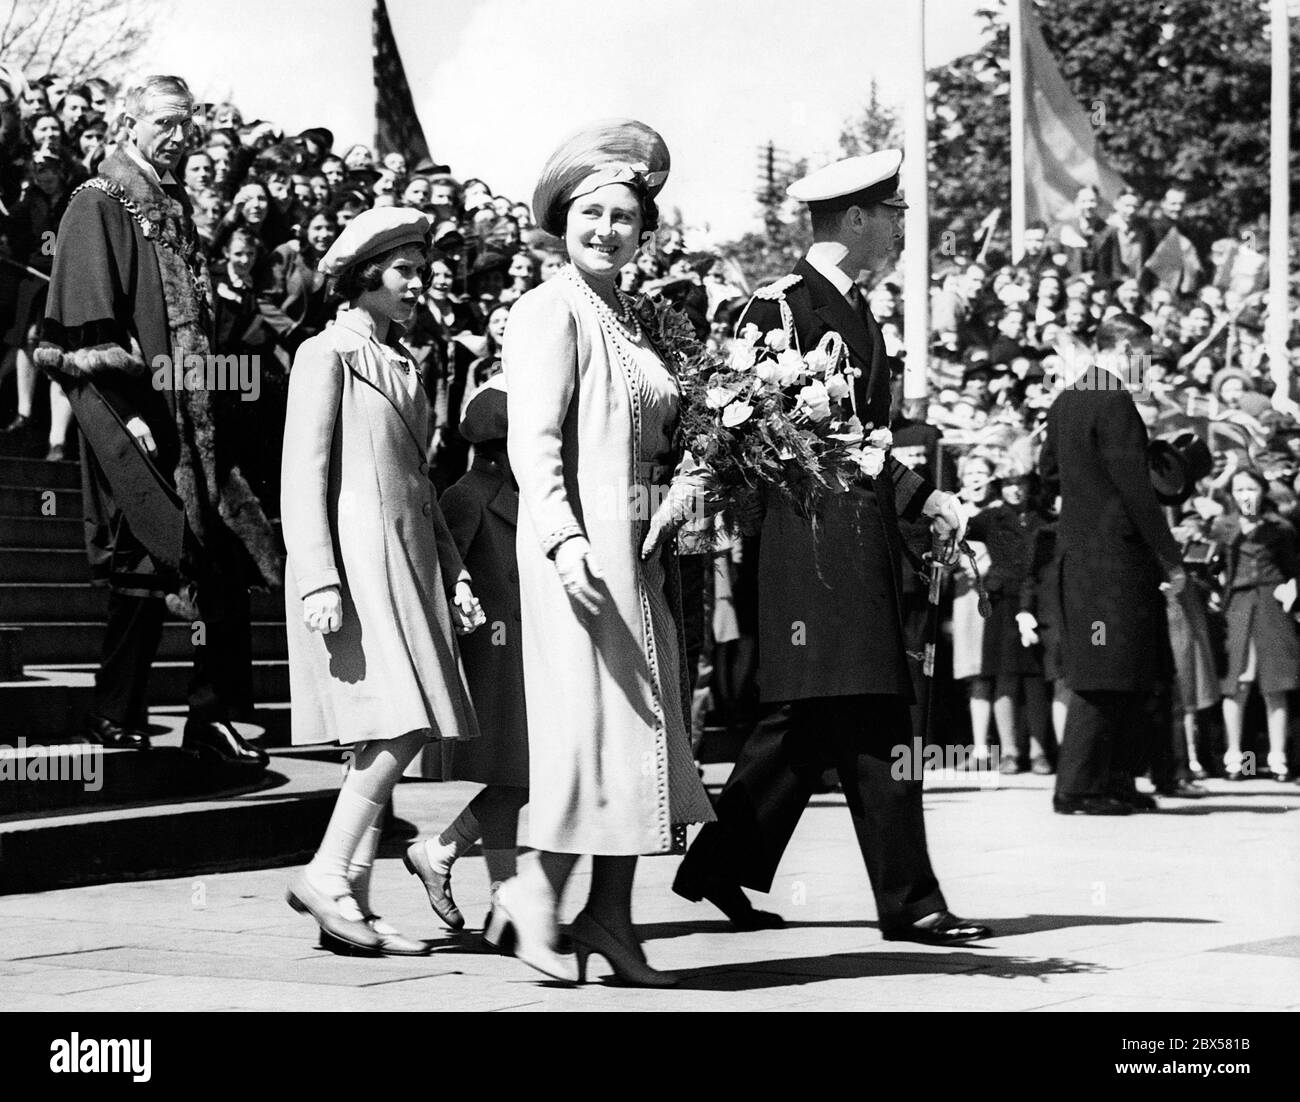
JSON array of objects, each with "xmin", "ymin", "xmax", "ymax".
[
  {"xmin": 1210, "ymin": 467, "xmax": 1300, "ymax": 782},
  {"xmin": 281, "ymin": 206, "xmax": 486, "ymax": 955},
  {"xmin": 493, "ymin": 119, "xmax": 715, "ymax": 985},
  {"xmin": 406, "ymin": 377, "xmax": 529, "ymax": 934}
]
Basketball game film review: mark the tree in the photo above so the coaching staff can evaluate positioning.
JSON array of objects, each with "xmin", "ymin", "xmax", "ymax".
[
  {"xmin": 838, "ymin": 78, "xmax": 903, "ymax": 157},
  {"xmin": 924, "ymin": 0, "xmax": 1300, "ymax": 256},
  {"xmin": 720, "ymin": 150, "xmax": 812, "ymax": 287},
  {"xmin": 0, "ymin": 0, "xmax": 151, "ymax": 82}
]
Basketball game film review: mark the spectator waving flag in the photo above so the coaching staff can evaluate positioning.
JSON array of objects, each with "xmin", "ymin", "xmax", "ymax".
[{"xmin": 373, "ymin": 0, "xmax": 431, "ymax": 163}]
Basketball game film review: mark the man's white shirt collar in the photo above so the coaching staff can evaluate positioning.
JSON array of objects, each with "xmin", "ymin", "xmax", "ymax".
[
  {"xmin": 121, "ymin": 142, "xmax": 178, "ymax": 187},
  {"xmin": 805, "ymin": 242, "xmax": 857, "ymax": 300}
]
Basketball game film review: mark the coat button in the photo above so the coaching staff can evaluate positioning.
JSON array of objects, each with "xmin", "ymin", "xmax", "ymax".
[
  {"xmin": 423, "ymin": 502, "xmax": 432, "ymax": 516},
  {"xmin": 419, "ymin": 461, "xmax": 428, "ymax": 474}
]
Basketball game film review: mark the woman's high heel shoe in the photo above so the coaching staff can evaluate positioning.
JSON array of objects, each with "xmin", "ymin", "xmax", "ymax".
[
  {"xmin": 488, "ymin": 877, "xmax": 577, "ymax": 984},
  {"xmin": 569, "ymin": 911, "xmax": 677, "ymax": 988}
]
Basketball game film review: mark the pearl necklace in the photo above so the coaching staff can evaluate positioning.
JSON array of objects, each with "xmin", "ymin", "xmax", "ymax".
[{"xmin": 566, "ymin": 264, "xmax": 641, "ymax": 341}]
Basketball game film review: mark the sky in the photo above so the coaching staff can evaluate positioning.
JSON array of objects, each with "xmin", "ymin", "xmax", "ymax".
[{"xmin": 145, "ymin": 0, "xmax": 991, "ymax": 241}]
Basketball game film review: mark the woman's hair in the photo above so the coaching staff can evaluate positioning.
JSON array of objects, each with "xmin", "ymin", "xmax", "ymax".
[
  {"xmin": 1228, "ymin": 466, "xmax": 1271, "ymax": 511},
  {"xmin": 331, "ymin": 239, "xmax": 430, "ymax": 301},
  {"xmin": 25, "ymin": 110, "xmax": 65, "ymax": 146},
  {"xmin": 297, "ymin": 205, "xmax": 336, "ymax": 250}
]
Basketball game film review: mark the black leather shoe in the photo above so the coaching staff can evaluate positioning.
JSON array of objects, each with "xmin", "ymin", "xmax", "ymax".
[
  {"xmin": 1053, "ymin": 794, "xmax": 1133, "ymax": 815},
  {"xmin": 882, "ymin": 911, "xmax": 992, "ymax": 945},
  {"xmin": 182, "ymin": 719, "xmax": 269, "ymax": 768},
  {"xmin": 672, "ymin": 866, "xmax": 786, "ymax": 931},
  {"xmin": 1114, "ymin": 790, "xmax": 1159, "ymax": 811},
  {"xmin": 1155, "ymin": 779, "xmax": 1205, "ymax": 798},
  {"xmin": 84, "ymin": 714, "xmax": 151, "ymax": 750}
]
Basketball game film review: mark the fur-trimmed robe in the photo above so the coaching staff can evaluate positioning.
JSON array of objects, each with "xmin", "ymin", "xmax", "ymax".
[{"xmin": 36, "ymin": 147, "xmax": 281, "ymax": 592}]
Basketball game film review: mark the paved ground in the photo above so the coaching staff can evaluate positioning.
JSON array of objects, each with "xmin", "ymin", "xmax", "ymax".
[{"xmin": 2, "ymin": 768, "xmax": 1298, "ymax": 1012}]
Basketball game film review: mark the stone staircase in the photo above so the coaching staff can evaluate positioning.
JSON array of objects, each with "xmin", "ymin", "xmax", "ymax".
[
  {"xmin": 0, "ymin": 453, "xmax": 291, "ymax": 743},
  {"xmin": 0, "ymin": 451, "xmax": 337, "ymax": 893}
]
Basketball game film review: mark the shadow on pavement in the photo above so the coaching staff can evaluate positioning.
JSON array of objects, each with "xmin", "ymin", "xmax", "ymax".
[{"xmin": 668, "ymin": 949, "xmax": 1104, "ymax": 990}]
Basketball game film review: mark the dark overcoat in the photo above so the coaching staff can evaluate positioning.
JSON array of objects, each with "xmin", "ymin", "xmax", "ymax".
[
  {"xmin": 1211, "ymin": 512, "xmax": 1300, "ymax": 695},
  {"xmin": 440, "ymin": 447, "xmax": 528, "ymax": 786},
  {"xmin": 740, "ymin": 259, "xmax": 934, "ymax": 704},
  {"xmin": 1038, "ymin": 370, "xmax": 1180, "ymax": 691}
]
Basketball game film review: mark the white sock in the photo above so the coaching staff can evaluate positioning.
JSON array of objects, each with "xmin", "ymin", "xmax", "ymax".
[
  {"xmin": 428, "ymin": 807, "xmax": 481, "ymax": 872},
  {"xmin": 347, "ymin": 825, "xmax": 383, "ymax": 916},
  {"xmin": 308, "ymin": 789, "xmax": 382, "ymax": 900}
]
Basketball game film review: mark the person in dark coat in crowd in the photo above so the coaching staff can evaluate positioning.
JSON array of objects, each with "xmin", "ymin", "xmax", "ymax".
[
  {"xmin": 1038, "ymin": 313, "xmax": 1183, "ymax": 814},
  {"xmin": 674, "ymin": 150, "xmax": 990, "ymax": 946},
  {"xmin": 1211, "ymin": 467, "xmax": 1300, "ymax": 782},
  {"xmin": 406, "ymin": 378, "xmax": 529, "ymax": 934},
  {"xmin": 257, "ymin": 205, "xmax": 340, "ymax": 357},
  {"xmin": 0, "ymin": 151, "xmax": 75, "ymax": 458},
  {"xmin": 34, "ymin": 74, "xmax": 279, "ymax": 763},
  {"xmin": 212, "ymin": 227, "xmax": 283, "ymax": 518},
  {"xmin": 1089, "ymin": 190, "xmax": 1156, "ymax": 288},
  {"xmin": 966, "ymin": 470, "xmax": 1051, "ymax": 774}
]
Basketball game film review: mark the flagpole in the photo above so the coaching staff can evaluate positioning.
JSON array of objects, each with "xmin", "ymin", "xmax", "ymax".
[
  {"xmin": 1268, "ymin": 0, "xmax": 1293, "ymax": 414},
  {"xmin": 1008, "ymin": 0, "xmax": 1026, "ymax": 261},
  {"xmin": 903, "ymin": 0, "xmax": 929, "ymax": 401}
]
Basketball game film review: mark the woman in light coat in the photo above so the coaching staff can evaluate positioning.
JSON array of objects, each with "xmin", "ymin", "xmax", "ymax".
[
  {"xmin": 490, "ymin": 120, "xmax": 715, "ymax": 987},
  {"xmin": 281, "ymin": 207, "xmax": 485, "ymax": 955}
]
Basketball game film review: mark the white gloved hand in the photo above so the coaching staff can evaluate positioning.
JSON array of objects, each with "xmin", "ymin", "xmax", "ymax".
[{"xmin": 1015, "ymin": 610, "xmax": 1040, "ymax": 647}]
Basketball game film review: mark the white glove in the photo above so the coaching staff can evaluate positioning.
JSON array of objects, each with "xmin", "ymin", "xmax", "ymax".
[
  {"xmin": 450, "ymin": 580, "xmax": 486, "ymax": 635},
  {"xmin": 1015, "ymin": 610, "xmax": 1040, "ymax": 647},
  {"xmin": 923, "ymin": 490, "xmax": 968, "ymax": 550},
  {"xmin": 124, "ymin": 415, "xmax": 157, "ymax": 457},
  {"xmin": 1274, "ymin": 578, "xmax": 1298, "ymax": 614},
  {"xmin": 555, "ymin": 536, "xmax": 605, "ymax": 617},
  {"xmin": 304, "ymin": 585, "xmax": 343, "ymax": 634}
]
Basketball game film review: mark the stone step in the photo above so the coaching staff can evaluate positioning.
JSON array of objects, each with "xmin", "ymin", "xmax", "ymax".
[
  {"xmin": 0, "ymin": 515, "xmax": 86, "ymax": 550},
  {"xmin": 12, "ymin": 620, "xmax": 287, "ymax": 664},
  {"xmin": 0, "ymin": 547, "xmax": 91, "ymax": 584},
  {"xmin": 0, "ymin": 484, "xmax": 82, "ymax": 518},
  {"xmin": 0, "ymin": 750, "xmax": 338, "ymax": 893},
  {"xmin": 0, "ymin": 718, "xmax": 276, "ymax": 815},
  {"xmin": 26, "ymin": 659, "xmax": 290, "ymax": 707},
  {"xmin": 0, "ymin": 455, "xmax": 80, "ymax": 490},
  {"xmin": 0, "ymin": 583, "xmax": 285, "ymax": 622},
  {"xmin": 0, "ymin": 664, "xmax": 290, "ymax": 743}
]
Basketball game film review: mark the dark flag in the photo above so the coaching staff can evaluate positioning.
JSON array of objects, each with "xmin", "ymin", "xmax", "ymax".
[{"xmin": 373, "ymin": 0, "xmax": 430, "ymax": 162}]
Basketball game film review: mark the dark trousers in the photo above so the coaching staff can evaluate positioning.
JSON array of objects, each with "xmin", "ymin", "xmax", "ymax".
[
  {"xmin": 1055, "ymin": 688, "xmax": 1145, "ymax": 799},
  {"xmin": 94, "ymin": 591, "xmax": 165, "ymax": 730},
  {"xmin": 93, "ymin": 570, "xmax": 252, "ymax": 731},
  {"xmin": 680, "ymin": 694, "xmax": 947, "ymax": 930}
]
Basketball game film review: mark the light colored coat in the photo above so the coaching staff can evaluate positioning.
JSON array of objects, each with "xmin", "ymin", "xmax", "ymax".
[
  {"xmin": 281, "ymin": 307, "xmax": 479, "ymax": 747},
  {"xmin": 505, "ymin": 272, "xmax": 714, "ymax": 856}
]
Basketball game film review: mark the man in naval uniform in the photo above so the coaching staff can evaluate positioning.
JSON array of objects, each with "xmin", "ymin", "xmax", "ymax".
[{"xmin": 674, "ymin": 151, "xmax": 992, "ymax": 945}]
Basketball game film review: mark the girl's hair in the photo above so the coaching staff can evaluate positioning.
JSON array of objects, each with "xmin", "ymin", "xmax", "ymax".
[
  {"xmin": 225, "ymin": 227, "xmax": 260, "ymax": 257},
  {"xmin": 331, "ymin": 239, "xmax": 430, "ymax": 301}
]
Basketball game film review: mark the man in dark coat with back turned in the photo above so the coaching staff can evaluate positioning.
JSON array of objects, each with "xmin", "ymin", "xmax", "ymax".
[
  {"xmin": 1039, "ymin": 313, "xmax": 1183, "ymax": 814},
  {"xmin": 35, "ymin": 74, "xmax": 277, "ymax": 764},
  {"xmin": 674, "ymin": 151, "xmax": 991, "ymax": 946}
]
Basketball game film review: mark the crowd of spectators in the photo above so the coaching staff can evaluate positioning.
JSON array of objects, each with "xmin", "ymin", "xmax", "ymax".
[{"xmin": 1, "ymin": 67, "xmax": 1297, "ymax": 780}]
